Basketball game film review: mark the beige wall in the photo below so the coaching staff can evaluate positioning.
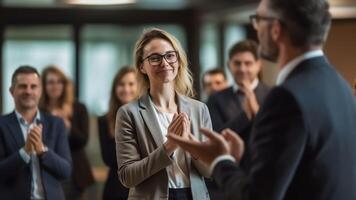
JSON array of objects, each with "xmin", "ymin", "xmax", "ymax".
[
  {"xmin": 261, "ymin": 19, "xmax": 356, "ymax": 87},
  {"xmin": 324, "ymin": 19, "xmax": 356, "ymax": 86}
]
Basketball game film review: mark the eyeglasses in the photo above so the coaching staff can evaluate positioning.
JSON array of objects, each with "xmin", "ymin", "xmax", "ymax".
[
  {"xmin": 142, "ymin": 51, "xmax": 178, "ymax": 66},
  {"xmin": 250, "ymin": 14, "xmax": 278, "ymax": 30},
  {"xmin": 46, "ymin": 79, "xmax": 64, "ymax": 85}
]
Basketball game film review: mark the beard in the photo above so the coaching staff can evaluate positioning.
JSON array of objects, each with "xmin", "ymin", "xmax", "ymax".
[{"xmin": 259, "ymin": 27, "xmax": 279, "ymax": 62}]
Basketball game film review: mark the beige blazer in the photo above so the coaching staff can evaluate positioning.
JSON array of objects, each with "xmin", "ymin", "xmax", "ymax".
[{"xmin": 115, "ymin": 93, "xmax": 212, "ymax": 200}]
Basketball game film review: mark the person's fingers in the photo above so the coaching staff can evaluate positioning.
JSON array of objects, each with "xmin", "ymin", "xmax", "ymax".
[
  {"xmin": 31, "ymin": 126, "xmax": 42, "ymax": 136},
  {"xmin": 175, "ymin": 122, "xmax": 184, "ymax": 136},
  {"xmin": 188, "ymin": 133, "xmax": 198, "ymax": 142},
  {"xmin": 199, "ymin": 128, "xmax": 222, "ymax": 142},
  {"xmin": 182, "ymin": 116, "xmax": 191, "ymax": 135},
  {"xmin": 29, "ymin": 131, "xmax": 41, "ymax": 143},
  {"xmin": 167, "ymin": 134, "xmax": 205, "ymax": 157},
  {"xmin": 180, "ymin": 112, "xmax": 189, "ymax": 121},
  {"xmin": 172, "ymin": 115, "xmax": 184, "ymax": 129},
  {"xmin": 172, "ymin": 113, "xmax": 179, "ymax": 121},
  {"xmin": 222, "ymin": 128, "xmax": 245, "ymax": 160},
  {"xmin": 222, "ymin": 128, "xmax": 243, "ymax": 144},
  {"xmin": 28, "ymin": 136, "xmax": 40, "ymax": 147},
  {"xmin": 169, "ymin": 115, "xmax": 183, "ymax": 132}
]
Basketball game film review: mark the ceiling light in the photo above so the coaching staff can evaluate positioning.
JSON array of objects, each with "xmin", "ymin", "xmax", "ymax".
[{"xmin": 66, "ymin": 0, "xmax": 136, "ymax": 5}]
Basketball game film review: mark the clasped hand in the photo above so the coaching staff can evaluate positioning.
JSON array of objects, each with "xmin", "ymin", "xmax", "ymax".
[
  {"xmin": 24, "ymin": 124, "xmax": 46, "ymax": 155},
  {"xmin": 164, "ymin": 112, "xmax": 194, "ymax": 155}
]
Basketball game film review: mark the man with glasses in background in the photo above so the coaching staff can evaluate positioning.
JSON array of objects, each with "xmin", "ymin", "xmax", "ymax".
[{"xmin": 169, "ymin": 0, "xmax": 356, "ymax": 199}]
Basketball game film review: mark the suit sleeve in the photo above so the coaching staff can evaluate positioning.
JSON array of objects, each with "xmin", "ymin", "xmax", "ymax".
[
  {"xmin": 40, "ymin": 118, "xmax": 72, "ymax": 180},
  {"xmin": 212, "ymin": 87, "xmax": 308, "ymax": 200},
  {"xmin": 68, "ymin": 103, "xmax": 89, "ymax": 151},
  {"xmin": 116, "ymin": 107, "xmax": 173, "ymax": 188},
  {"xmin": 0, "ymin": 127, "xmax": 29, "ymax": 182}
]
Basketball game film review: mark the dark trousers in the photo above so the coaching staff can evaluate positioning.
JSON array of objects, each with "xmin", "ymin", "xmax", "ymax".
[{"xmin": 168, "ymin": 188, "xmax": 193, "ymax": 200}]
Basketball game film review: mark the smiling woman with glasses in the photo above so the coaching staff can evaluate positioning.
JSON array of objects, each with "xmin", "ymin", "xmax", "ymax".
[
  {"xmin": 142, "ymin": 50, "xmax": 178, "ymax": 66},
  {"xmin": 115, "ymin": 28, "xmax": 212, "ymax": 200}
]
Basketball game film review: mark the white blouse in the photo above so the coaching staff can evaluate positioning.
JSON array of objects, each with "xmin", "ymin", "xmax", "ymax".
[{"xmin": 150, "ymin": 99, "xmax": 190, "ymax": 188}]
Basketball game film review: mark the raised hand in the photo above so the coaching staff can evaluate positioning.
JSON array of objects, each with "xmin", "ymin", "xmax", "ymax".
[
  {"xmin": 221, "ymin": 128, "xmax": 245, "ymax": 161},
  {"xmin": 164, "ymin": 113, "xmax": 182, "ymax": 154},
  {"xmin": 168, "ymin": 128, "xmax": 230, "ymax": 165},
  {"xmin": 180, "ymin": 112, "xmax": 192, "ymax": 140},
  {"xmin": 240, "ymin": 80, "xmax": 260, "ymax": 120},
  {"xmin": 28, "ymin": 124, "xmax": 46, "ymax": 155}
]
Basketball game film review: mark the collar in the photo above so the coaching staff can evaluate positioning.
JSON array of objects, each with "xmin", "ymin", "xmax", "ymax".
[
  {"xmin": 233, "ymin": 78, "xmax": 259, "ymax": 93},
  {"xmin": 276, "ymin": 50, "xmax": 324, "ymax": 85},
  {"xmin": 15, "ymin": 109, "xmax": 41, "ymax": 125}
]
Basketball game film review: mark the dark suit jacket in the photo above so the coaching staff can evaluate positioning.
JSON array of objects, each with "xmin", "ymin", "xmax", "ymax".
[
  {"xmin": 98, "ymin": 115, "xmax": 129, "ymax": 200},
  {"xmin": 207, "ymin": 82, "xmax": 270, "ymax": 136},
  {"xmin": 213, "ymin": 56, "xmax": 356, "ymax": 200},
  {"xmin": 207, "ymin": 82, "xmax": 270, "ymax": 171},
  {"xmin": 68, "ymin": 101, "xmax": 94, "ymax": 190},
  {"xmin": 0, "ymin": 111, "xmax": 72, "ymax": 200}
]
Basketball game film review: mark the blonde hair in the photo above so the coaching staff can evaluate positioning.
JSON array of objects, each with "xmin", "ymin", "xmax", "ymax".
[{"xmin": 133, "ymin": 28, "xmax": 195, "ymax": 97}]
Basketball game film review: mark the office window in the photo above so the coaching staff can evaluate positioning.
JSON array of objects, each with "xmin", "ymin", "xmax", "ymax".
[
  {"xmin": 200, "ymin": 23, "xmax": 219, "ymax": 73},
  {"xmin": 2, "ymin": 25, "xmax": 74, "ymax": 114},
  {"xmin": 80, "ymin": 24, "xmax": 186, "ymax": 115}
]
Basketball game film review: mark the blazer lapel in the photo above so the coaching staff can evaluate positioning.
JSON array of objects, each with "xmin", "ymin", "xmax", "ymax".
[
  {"xmin": 7, "ymin": 112, "xmax": 25, "ymax": 148},
  {"xmin": 139, "ymin": 94, "xmax": 164, "ymax": 147},
  {"xmin": 39, "ymin": 113, "xmax": 48, "ymax": 146},
  {"xmin": 177, "ymin": 94, "xmax": 191, "ymax": 116},
  {"xmin": 176, "ymin": 94, "xmax": 194, "ymax": 169}
]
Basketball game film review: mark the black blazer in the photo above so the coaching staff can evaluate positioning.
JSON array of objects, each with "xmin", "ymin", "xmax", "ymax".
[
  {"xmin": 98, "ymin": 115, "xmax": 129, "ymax": 200},
  {"xmin": 68, "ymin": 102, "xmax": 94, "ymax": 190},
  {"xmin": 212, "ymin": 56, "xmax": 356, "ymax": 200},
  {"xmin": 207, "ymin": 82, "xmax": 270, "ymax": 134},
  {"xmin": 0, "ymin": 112, "xmax": 72, "ymax": 200}
]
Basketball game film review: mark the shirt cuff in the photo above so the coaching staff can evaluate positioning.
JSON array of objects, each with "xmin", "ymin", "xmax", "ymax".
[
  {"xmin": 209, "ymin": 154, "xmax": 236, "ymax": 175},
  {"xmin": 19, "ymin": 148, "xmax": 31, "ymax": 164}
]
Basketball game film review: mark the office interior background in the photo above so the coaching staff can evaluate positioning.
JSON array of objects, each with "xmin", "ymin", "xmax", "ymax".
[{"xmin": 0, "ymin": 0, "xmax": 355, "ymax": 199}]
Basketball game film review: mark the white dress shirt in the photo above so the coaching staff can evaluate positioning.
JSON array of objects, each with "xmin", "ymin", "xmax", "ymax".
[{"xmin": 17, "ymin": 110, "xmax": 45, "ymax": 200}]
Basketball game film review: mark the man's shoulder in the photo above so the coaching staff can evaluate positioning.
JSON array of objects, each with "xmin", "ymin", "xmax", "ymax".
[
  {"xmin": 207, "ymin": 87, "xmax": 234, "ymax": 102},
  {"xmin": 0, "ymin": 112, "xmax": 16, "ymax": 126},
  {"xmin": 40, "ymin": 112, "xmax": 65, "ymax": 126}
]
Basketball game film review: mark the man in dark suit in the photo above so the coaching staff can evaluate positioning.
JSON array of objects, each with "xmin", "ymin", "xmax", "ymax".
[
  {"xmin": 206, "ymin": 38, "xmax": 270, "ymax": 200},
  {"xmin": 169, "ymin": 0, "xmax": 356, "ymax": 199},
  {"xmin": 0, "ymin": 66, "xmax": 72, "ymax": 200},
  {"xmin": 207, "ymin": 39, "xmax": 270, "ymax": 137}
]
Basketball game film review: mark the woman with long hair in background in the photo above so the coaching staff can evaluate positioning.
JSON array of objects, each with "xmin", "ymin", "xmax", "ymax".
[
  {"xmin": 39, "ymin": 66, "xmax": 94, "ymax": 200},
  {"xmin": 98, "ymin": 66, "xmax": 137, "ymax": 200}
]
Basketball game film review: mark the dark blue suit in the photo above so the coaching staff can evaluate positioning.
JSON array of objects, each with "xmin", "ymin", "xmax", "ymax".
[
  {"xmin": 212, "ymin": 56, "xmax": 356, "ymax": 200},
  {"xmin": 0, "ymin": 111, "xmax": 72, "ymax": 200}
]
